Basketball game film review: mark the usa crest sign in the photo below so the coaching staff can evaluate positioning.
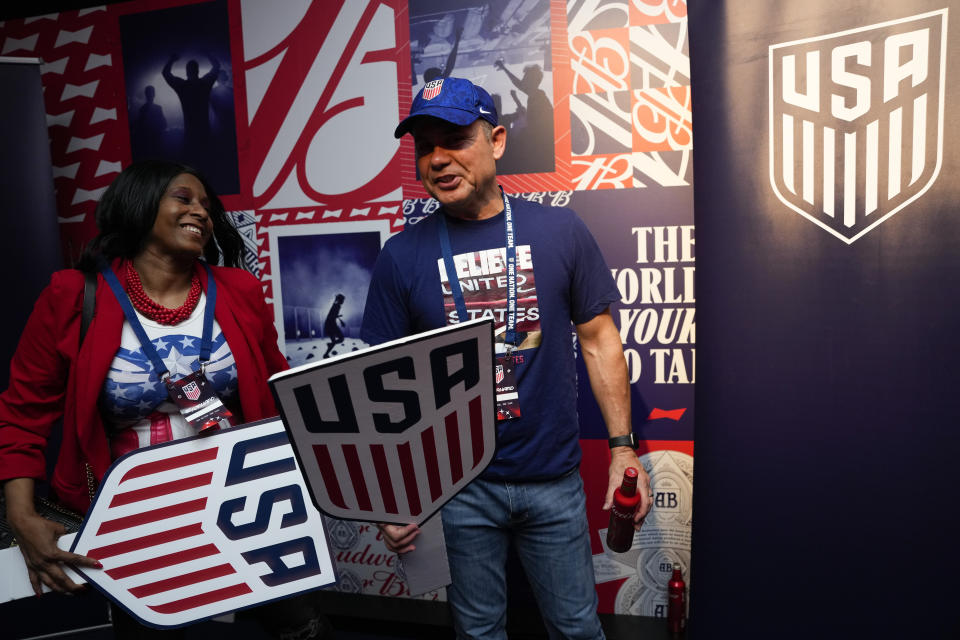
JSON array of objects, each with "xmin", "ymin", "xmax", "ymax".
[
  {"xmin": 70, "ymin": 419, "xmax": 335, "ymax": 629},
  {"xmin": 769, "ymin": 9, "xmax": 947, "ymax": 243},
  {"xmin": 270, "ymin": 319, "xmax": 496, "ymax": 526}
]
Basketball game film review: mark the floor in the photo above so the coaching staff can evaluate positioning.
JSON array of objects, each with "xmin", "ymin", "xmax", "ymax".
[{"xmin": 3, "ymin": 588, "xmax": 681, "ymax": 640}]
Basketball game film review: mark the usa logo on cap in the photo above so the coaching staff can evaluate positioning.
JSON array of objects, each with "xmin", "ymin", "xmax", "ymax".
[{"xmin": 422, "ymin": 79, "xmax": 444, "ymax": 100}]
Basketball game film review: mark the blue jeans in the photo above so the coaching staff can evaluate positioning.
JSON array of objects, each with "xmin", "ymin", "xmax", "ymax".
[{"xmin": 441, "ymin": 468, "xmax": 605, "ymax": 640}]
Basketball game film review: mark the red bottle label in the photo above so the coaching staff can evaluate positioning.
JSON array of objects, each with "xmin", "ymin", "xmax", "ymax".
[
  {"xmin": 606, "ymin": 468, "xmax": 643, "ymax": 553},
  {"xmin": 606, "ymin": 491, "xmax": 642, "ymax": 552}
]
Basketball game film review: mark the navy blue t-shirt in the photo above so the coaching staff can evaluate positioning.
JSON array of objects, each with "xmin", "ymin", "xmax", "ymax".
[{"xmin": 361, "ymin": 196, "xmax": 619, "ymax": 481}]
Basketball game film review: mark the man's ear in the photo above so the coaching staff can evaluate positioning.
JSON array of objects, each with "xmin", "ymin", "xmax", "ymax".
[{"xmin": 491, "ymin": 125, "xmax": 507, "ymax": 160}]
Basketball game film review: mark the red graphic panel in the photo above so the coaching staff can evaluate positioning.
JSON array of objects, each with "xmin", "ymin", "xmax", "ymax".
[
  {"xmin": 632, "ymin": 86, "xmax": 692, "ymax": 152},
  {"xmin": 233, "ymin": 0, "xmax": 411, "ymax": 212},
  {"xmin": 630, "ymin": 0, "xmax": 688, "ymax": 26},
  {"xmin": 568, "ymin": 28, "xmax": 631, "ymax": 95},
  {"xmin": 0, "ymin": 8, "xmax": 125, "ymax": 262}
]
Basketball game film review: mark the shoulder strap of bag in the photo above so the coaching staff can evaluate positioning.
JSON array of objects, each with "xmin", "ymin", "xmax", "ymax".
[{"xmin": 80, "ymin": 270, "xmax": 96, "ymax": 345}]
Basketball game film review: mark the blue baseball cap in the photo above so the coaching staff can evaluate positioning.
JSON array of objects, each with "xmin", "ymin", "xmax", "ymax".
[{"xmin": 394, "ymin": 77, "xmax": 498, "ymax": 138}]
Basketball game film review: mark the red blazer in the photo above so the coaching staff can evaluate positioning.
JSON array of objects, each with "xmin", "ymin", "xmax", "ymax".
[{"xmin": 0, "ymin": 260, "xmax": 289, "ymax": 513}]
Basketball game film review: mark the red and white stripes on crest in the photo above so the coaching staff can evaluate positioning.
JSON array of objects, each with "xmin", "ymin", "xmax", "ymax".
[
  {"xmin": 88, "ymin": 447, "xmax": 252, "ymax": 614},
  {"xmin": 422, "ymin": 80, "xmax": 443, "ymax": 100},
  {"xmin": 312, "ymin": 395, "xmax": 485, "ymax": 518}
]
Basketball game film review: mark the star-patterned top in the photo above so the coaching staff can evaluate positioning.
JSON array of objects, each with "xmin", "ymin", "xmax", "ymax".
[{"xmin": 101, "ymin": 293, "xmax": 238, "ymax": 437}]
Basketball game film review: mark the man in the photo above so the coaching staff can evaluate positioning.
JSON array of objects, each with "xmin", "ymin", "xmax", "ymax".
[
  {"xmin": 361, "ymin": 77, "xmax": 652, "ymax": 640},
  {"xmin": 493, "ymin": 60, "xmax": 554, "ymax": 173},
  {"xmin": 323, "ymin": 293, "xmax": 346, "ymax": 357},
  {"xmin": 162, "ymin": 52, "xmax": 220, "ymax": 163}
]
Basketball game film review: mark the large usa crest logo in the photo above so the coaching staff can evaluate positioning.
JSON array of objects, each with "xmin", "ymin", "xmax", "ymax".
[
  {"xmin": 271, "ymin": 319, "xmax": 496, "ymax": 526},
  {"xmin": 769, "ymin": 9, "xmax": 947, "ymax": 243},
  {"xmin": 70, "ymin": 419, "xmax": 335, "ymax": 629}
]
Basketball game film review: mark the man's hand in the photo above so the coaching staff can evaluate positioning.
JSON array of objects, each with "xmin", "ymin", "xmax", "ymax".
[
  {"xmin": 603, "ymin": 448, "xmax": 653, "ymax": 530},
  {"xmin": 576, "ymin": 310, "xmax": 651, "ymax": 529},
  {"xmin": 375, "ymin": 522, "xmax": 420, "ymax": 554}
]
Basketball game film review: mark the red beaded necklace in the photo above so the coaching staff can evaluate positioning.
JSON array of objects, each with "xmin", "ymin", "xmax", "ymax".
[{"xmin": 124, "ymin": 261, "xmax": 202, "ymax": 325}]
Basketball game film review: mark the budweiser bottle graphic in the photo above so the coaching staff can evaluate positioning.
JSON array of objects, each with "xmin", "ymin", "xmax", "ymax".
[
  {"xmin": 667, "ymin": 563, "xmax": 686, "ymax": 634},
  {"xmin": 606, "ymin": 467, "xmax": 642, "ymax": 553}
]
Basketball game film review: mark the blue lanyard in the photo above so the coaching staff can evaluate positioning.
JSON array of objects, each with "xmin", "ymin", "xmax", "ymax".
[
  {"xmin": 101, "ymin": 262, "xmax": 218, "ymax": 378},
  {"xmin": 437, "ymin": 188, "xmax": 517, "ymax": 349}
]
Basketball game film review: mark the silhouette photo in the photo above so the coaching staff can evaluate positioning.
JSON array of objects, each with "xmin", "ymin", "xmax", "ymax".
[
  {"xmin": 119, "ymin": 0, "xmax": 240, "ymax": 195},
  {"xmin": 267, "ymin": 221, "xmax": 391, "ymax": 366},
  {"xmin": 408, "ymin": 0, "xmax": 555, "ymax": 175}
]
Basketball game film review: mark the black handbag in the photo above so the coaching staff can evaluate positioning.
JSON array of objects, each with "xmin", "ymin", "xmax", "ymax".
[{"xmin": 0, "ymin": 496, "xmax": 84, "ymax": 548}]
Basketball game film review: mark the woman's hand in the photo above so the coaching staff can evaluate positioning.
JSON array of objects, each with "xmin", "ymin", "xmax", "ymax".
[{"xmin": 4, "ymin": 478, "xmax": 101, "ymax": 596}]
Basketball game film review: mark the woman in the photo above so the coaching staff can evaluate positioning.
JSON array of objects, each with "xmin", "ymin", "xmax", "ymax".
[{"xmin": 0, "ymin": 161, "xmax": 325, "ymax": 638}]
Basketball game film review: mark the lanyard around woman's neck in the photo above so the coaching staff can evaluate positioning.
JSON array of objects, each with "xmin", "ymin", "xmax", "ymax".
[
  {"xmin": 437, "ymin": 187, "xmax": 518, "ymax": 350},
  {"xmin": 101, "ymin": 261, "xmax": 217, "ymax": 378}
]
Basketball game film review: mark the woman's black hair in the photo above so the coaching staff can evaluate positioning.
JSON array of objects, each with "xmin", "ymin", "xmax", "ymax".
[{"xmin": 77, "ymin": 160, "xmax": 243, "ymax": 270}]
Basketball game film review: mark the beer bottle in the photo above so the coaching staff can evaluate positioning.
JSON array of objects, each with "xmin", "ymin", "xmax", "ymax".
[
  {"xmin": 606, "ymin": 467, "xmax": 642, "ymax": 552},
  {"xmin": 667, "ymin": 562, "xmax": 686, "ymax": 634}
]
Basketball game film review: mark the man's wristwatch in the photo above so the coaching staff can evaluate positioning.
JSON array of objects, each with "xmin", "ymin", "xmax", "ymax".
[{"xmin": 608, "ymin": 433, "xmax": 638, "ymax": 449}]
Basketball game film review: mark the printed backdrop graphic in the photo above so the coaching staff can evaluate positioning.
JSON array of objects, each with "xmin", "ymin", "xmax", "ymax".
[
  {"xmin": 237, "ymin": 0, "xmax": 408, "ymax": 211},
  {"xmin": 573, "ymin": 188, "xmax": 694, "ymax": 443},
  {"xmin": 2, "ymin": 0, "xmax": 692, "ymax": 615},
  {"xmin": 408, "ymin": 0, "xmax": 557, "ymax": 175},
  {"xmin": 688, "ymin": 0, "xmax": 960, "ymax": 632},
  {"xmin": 267, "ymin": 220, "xmax": 392, "ymax": 365},
  {"xmin": 768, "ymin": 9, "xmax": 947, "ymax": 244},
  {"xmin": 588, "ymin": 444, "xmax": 692, "ymax": 619},
  {"xmin": 118, "ymin": 0, "xmax": 240, "ymax": 194}
]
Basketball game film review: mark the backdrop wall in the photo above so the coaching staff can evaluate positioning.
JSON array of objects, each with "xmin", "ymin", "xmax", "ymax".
[{"xmin": 0, "ymin": 0, "xmax": 693, "ymax": 620}]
